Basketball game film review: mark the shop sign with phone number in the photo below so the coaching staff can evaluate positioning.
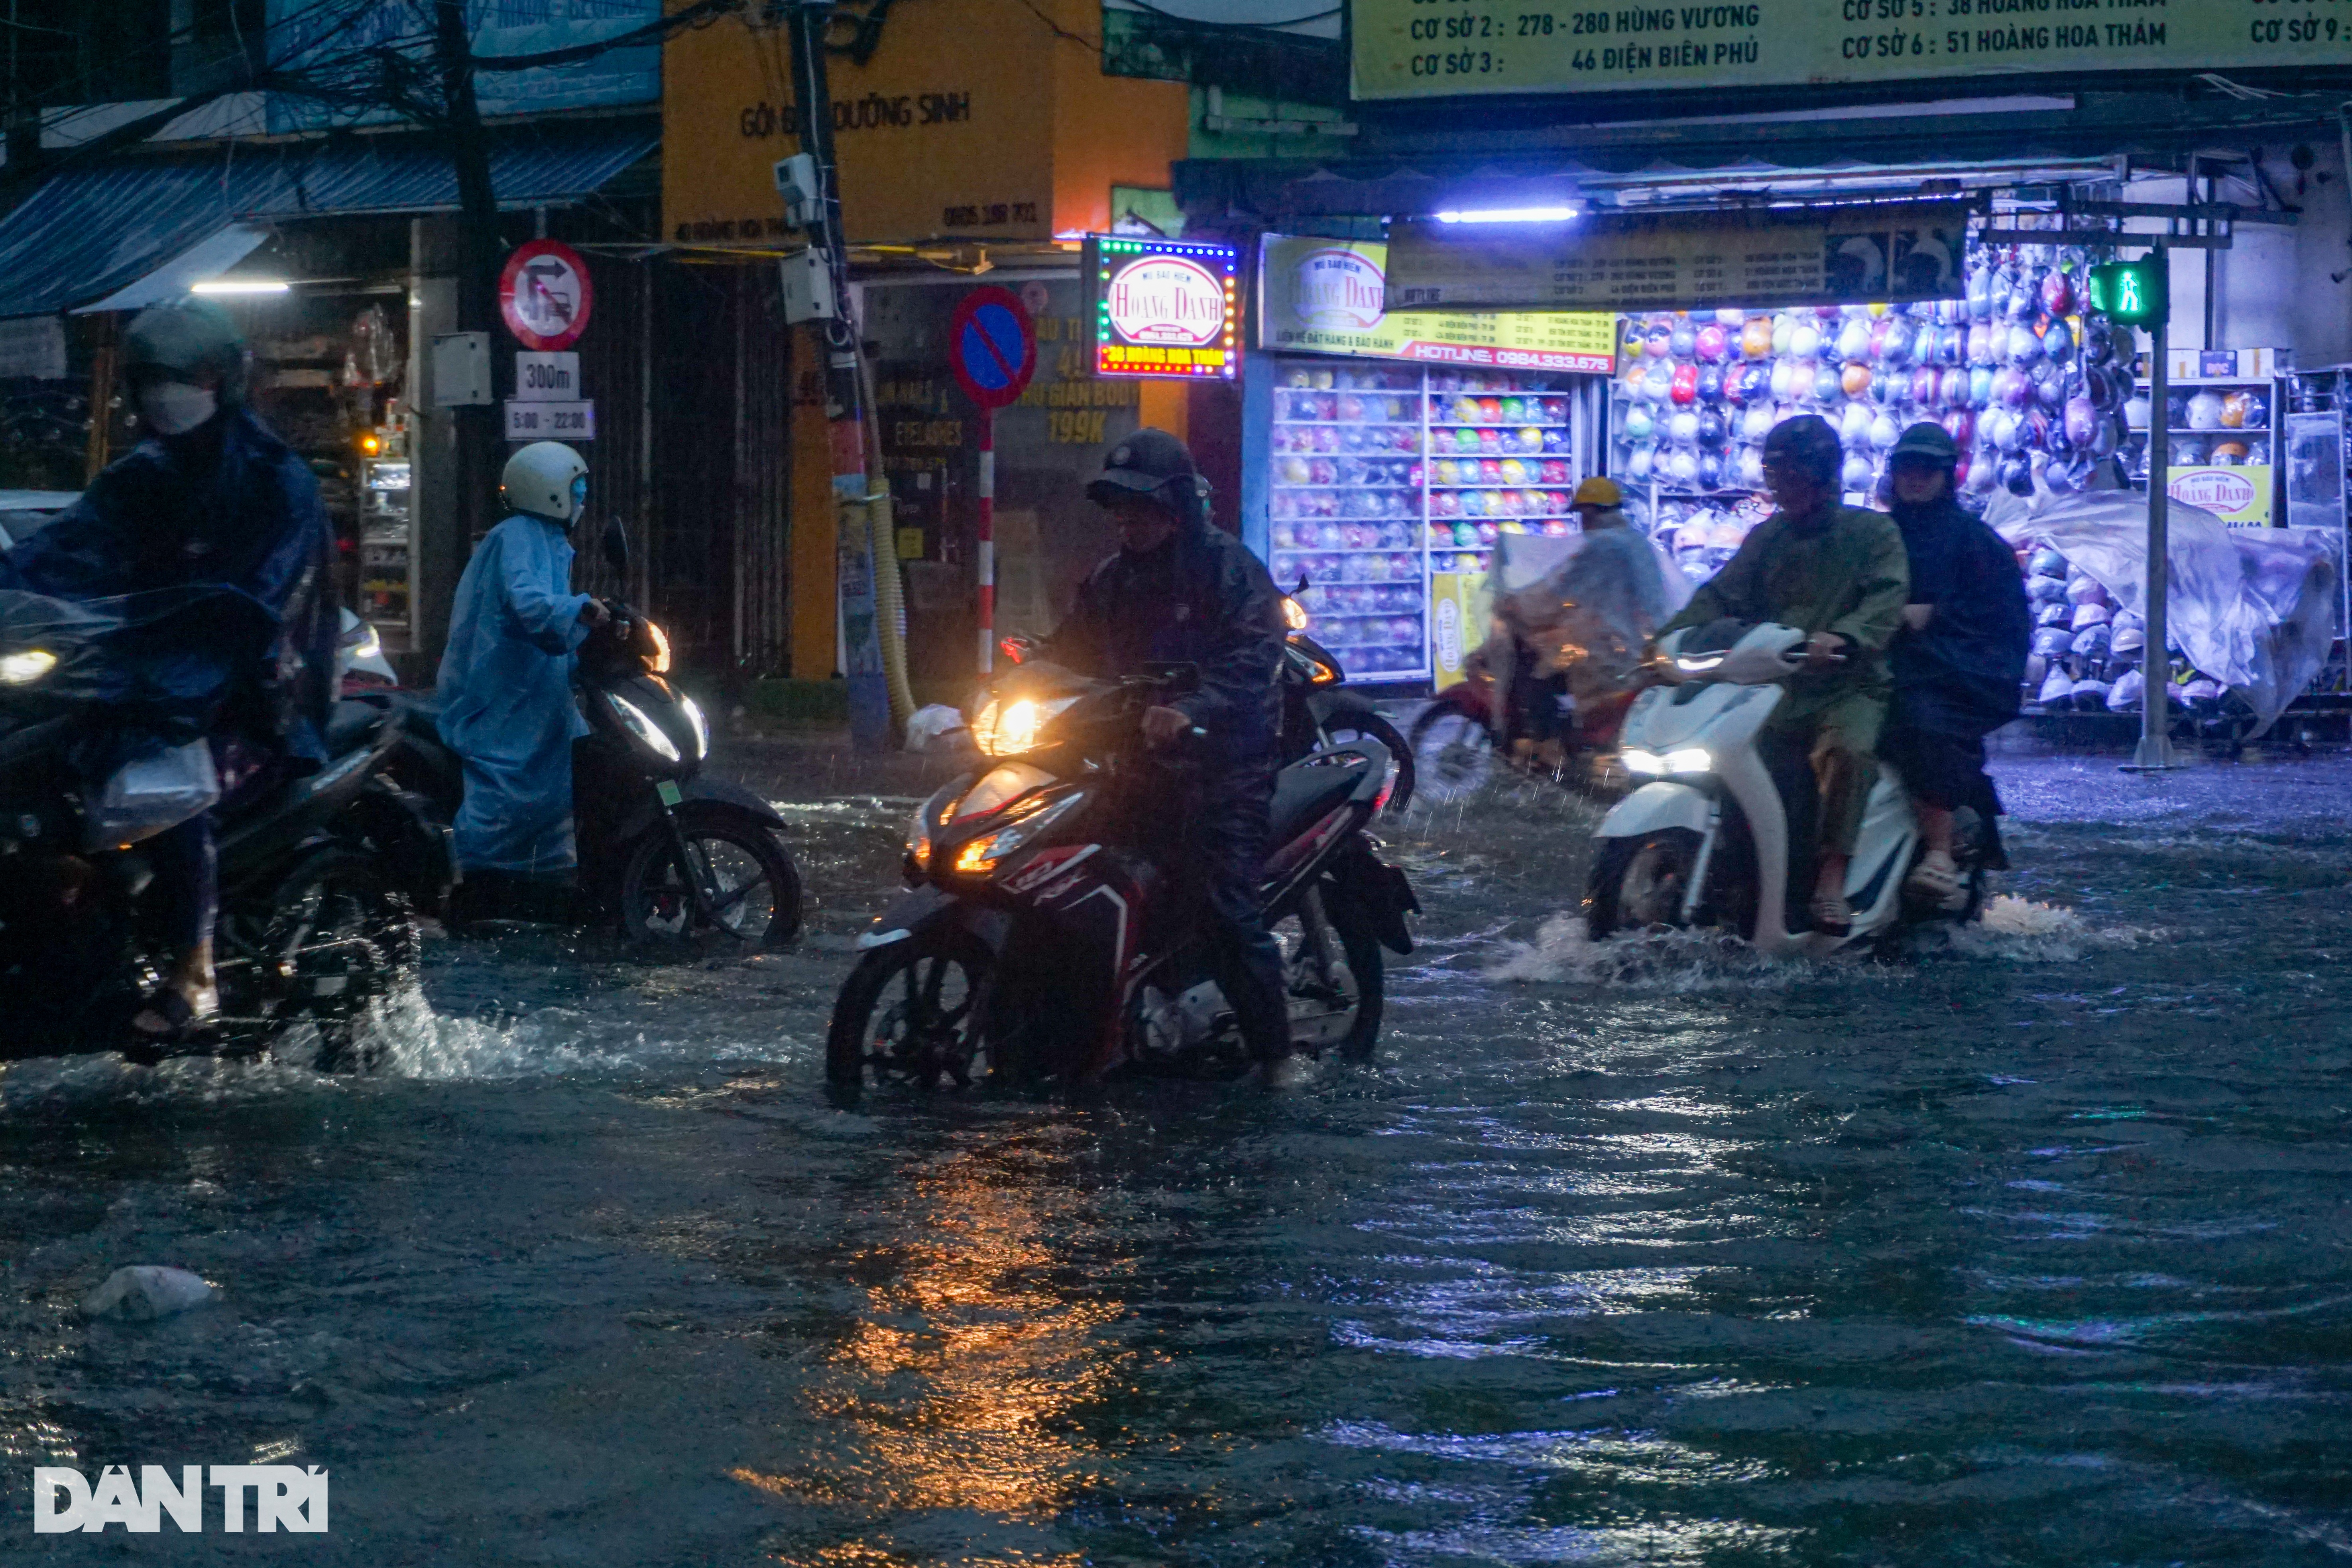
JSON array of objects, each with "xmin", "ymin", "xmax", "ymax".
[{"xmin": 1352, "ymin": 0, "xmax": 2349, "ymax": 100}]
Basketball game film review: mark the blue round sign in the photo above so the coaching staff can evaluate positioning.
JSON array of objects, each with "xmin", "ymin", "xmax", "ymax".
[{"xmin": 949, "ymin": 287, "xmax": 1036, "ymax": 410}]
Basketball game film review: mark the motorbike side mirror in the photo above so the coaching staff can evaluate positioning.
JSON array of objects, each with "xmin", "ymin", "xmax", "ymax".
[
  {"xmin": 999, "ymin": 633, "xmax": 1038, "ymax": 666},
  {"xmin": 600, "ymin": 516, "xmax": 630, "ymax": 574},
  {"xmin": 1294, "ymin": 573, "xmax": 1310, "ymax": 594}
]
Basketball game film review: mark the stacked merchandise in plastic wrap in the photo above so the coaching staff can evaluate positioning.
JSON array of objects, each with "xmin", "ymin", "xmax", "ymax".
[{"xmin": 1613, "ymin": 242, "xmax": 2134, "ymax": 588}]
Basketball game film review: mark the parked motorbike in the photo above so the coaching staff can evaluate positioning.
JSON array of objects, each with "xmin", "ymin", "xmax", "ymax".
[
  {"xmin": 0, "ymin": 586, "xmax": 444, "ymax": 1066},
  {"xmin": 1278, "ymin": 591, "xmax": 1415, "ymax": 812},
  {"xmin": 1585, "ymin": 621, "xmax": 1990, "ymax": 952},
  {"xmin": 361, "ymin": 520, "xmax": 802, "ymax": 950},
  {"xmin": 826, "ymin": 659, "xmax": 1420, "ymax": 1094}
]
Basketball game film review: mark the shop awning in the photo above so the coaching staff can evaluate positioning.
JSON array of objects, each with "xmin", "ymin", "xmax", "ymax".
[{"xmin": 0, "ymin": 126, "xmax": 657, "ymax": 319}]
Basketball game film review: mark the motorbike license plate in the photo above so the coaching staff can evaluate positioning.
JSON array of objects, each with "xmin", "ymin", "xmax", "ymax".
[{"xmin": 657, "ymin": 781, "xmax": 683, "ymax": 807}]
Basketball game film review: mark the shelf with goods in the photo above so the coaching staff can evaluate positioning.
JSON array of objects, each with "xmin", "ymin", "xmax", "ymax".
[
  {"xmin": 2282, "ymin": 366, "xmax": 2352, "ymax": 648},
  {"xmin": 1266, "ymin": 358, "xmax": 1585, "ymax": 683},
  {"xmin": 358, "ymin": 454, "xmax": 413, "ymax": 639}
]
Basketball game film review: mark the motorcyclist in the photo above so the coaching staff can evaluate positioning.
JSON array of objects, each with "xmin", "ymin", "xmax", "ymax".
[
  {"xmin": 1878, "ymin": 422, "xmax": 2030, "ymax": 905},
  {"xmin": 1495, "ymin": 477, "xmax": 1673, "ymax": 773},
  {"xmin": 1040, "ymin": 429, "xmax": 1294, "ymax": 1084},
  {"xmin": 0, "ymin": 299, "xmax": 334, "ymax": 1037},
  {"xmin": 1658, "ymin": 415, "xmax": 1910, "ymax": 935},
  {"xmin": 435, "ymin": 441, "xmax": 610, "ymax": 921}
]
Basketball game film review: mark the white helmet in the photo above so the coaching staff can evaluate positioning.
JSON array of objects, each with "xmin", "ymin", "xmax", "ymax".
[{"xmin": 501, "ymin": 441, "xmax": 589, "ymax": 524}]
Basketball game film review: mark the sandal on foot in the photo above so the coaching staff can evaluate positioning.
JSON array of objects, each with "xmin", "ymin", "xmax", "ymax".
[
  {"xmin": 131, "ymin": 988, "xmax": 216, "ymax": 1044},
  {"xmin": 1906, "ymin": 850, "xmax": 1961, "ymax": 902},
  {"xmin": 1808, "ymin": 891, "xmax": 1854, "ymax": 938}
]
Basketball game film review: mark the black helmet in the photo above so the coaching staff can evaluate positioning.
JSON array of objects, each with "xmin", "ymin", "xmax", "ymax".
[
  {"xmin": 1887, "ymin": 421, "xmax": 1960, "ymax": 468},
  {"xmin": 1087, "ymin": 427, "xmax": 1204, "ymax": 512},
  {"xmin": 122, "ymin": 300, "xmax": 249, "ymax": 405},
  {"xmin": 1760, "ymin": 414, "xmax": 1841, "ymax": 486}
]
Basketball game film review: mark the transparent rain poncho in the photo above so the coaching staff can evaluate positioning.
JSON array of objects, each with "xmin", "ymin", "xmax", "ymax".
[
  {"xmin": 1483, "ymin": 526, "xmax": 1692, "ymax": 715},
  {"xmin": 1983, "ymin": 488, "xmax": 2340, "ymax": 734}
]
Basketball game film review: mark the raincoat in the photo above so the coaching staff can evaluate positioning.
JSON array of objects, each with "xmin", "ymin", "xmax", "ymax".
[
  {"xmin": 1663, "ymin": 502, "xmax": 1911, "ymax": 727},
  {"xmin": 1506, "ymin": 519, "xmax": 1674, "ymax": 702},
  {"xmin": 1887, "ymin": 494, "xmax": 2029, "ymax": 738},
  {"xmin": 436, "ymin": 512, "xmax": 594, "ymax": 876},
  {"xmin": 1, "ymin": 407, "xmax": 333, "ymax": 767}
]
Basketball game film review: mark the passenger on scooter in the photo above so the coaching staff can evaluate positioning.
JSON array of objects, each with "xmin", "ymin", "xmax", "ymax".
[
  {"xmin": 1040, "ymin": 429, "xmax": 1294, "ymax": 1082},
  {"xmin": 1878, "ymin": 423, "xmax": 2031, "ymax": 907},
  {"xmin": 1657, "ymin": 415, "xmax": 1910, "ymax": 936},
  {"xmin": 435, "ymin": 441, "xmax": 610, "ymax": 921},
  {"xmin": 1, "ymin": 301, "xmax": 333, "ymax": 1037}
]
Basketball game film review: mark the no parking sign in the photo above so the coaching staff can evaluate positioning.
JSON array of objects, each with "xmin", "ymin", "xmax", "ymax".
[{"xmin": 947, "ymin": 287, "xmax": 1036, "ymax": 675}]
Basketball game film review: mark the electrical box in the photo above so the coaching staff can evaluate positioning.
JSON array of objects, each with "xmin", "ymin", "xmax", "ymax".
[
  {"xmin": 779, "ymin": 249, "xmax": 838, "ymax": 325},
  {"xmin": 773, "ymin": 153, "xmax": 821, "ymax": 228},
  {"xmin": 429, "ymin": 331, "xmax": 492, "ymax": 407}
]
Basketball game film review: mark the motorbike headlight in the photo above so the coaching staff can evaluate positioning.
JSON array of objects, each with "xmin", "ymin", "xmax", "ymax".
[
  {"xmin": 1664, "ymin": 747, "xmax": 1712, "ymax": 773},
  {"xmin": 642, "ymin": 620, "xmax": 672, "ymax": 675},
  {"xmin": 906, "ymin": 803, "xmax": 934, "ymax": 871},
  {"xmin": 1674, "ymin": 653, "xmax": 1725, "ymax": 675},
  {"xmin": 951, "ymin": 791, "xmax": 1085, "ymax": 875},
  {"xmin": 971, "ymin": 694, "xmax": 1079, "ymax": 756},
  {"xmin": 608, "ymin": 692, "xmax": 680, "ymax": 762},
  {"xmin": 1282, "ymin": 596, "xmax": 1310, "ymax": 632},
  {"xmin": 0, "ymin": 649, "xmax": 56, "ymax": 685},
  {"xmin": 678, "ymin": 693, "xmax": 710, "ymax": 759},
  {"xmin": 1622, "ymin": 748, "xmax": 1665, "ymax": 776}
]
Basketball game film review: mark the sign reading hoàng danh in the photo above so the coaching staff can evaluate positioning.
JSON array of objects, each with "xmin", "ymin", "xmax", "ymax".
[{"xmin": 1088, "ymin": 236, "xmax": 1240, "ymax": 380}]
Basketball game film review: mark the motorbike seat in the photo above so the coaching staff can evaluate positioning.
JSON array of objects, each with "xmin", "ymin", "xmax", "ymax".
[
  {"xmin": 1268, "ymin": 756, "xmax": 1369, "ymax": 844},
  {"xmin": 325, "ymin": 697, "xmax": 385, "ymax": 757},
  {"xmin": 392, "ymin": 692, "xmax": 444, "ymax": 746}
]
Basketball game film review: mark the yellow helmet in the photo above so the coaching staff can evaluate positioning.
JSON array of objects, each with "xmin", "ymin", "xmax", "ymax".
[{"xmin": 1572, "ymin": 476, "xmax": 1623, "ymax": 508}]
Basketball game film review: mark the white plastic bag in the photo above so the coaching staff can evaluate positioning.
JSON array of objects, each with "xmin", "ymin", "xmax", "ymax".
[
  {"xmin": 85, "ymin": 738, "xmax": 218, "ymax": 850},
  {"xmin": 902, "ymin": 704, "xmax": 971, "ymax": 754}
]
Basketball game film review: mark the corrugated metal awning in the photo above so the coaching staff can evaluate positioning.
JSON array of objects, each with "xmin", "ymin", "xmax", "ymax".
[{"xmin": 0, "ymin": 126, "xmax": 657, "ymax": 319}]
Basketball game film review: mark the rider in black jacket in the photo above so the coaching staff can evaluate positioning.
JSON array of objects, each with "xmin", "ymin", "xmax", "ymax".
[{"xmin": 1044, "ymin": 429, "xmax": 1294, "ymax": 1080}]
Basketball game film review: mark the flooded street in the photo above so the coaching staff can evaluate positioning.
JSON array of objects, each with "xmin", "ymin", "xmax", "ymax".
[{"xmin": 6, "ymin": 739, "xmax": 2351, "ymax": 1564}]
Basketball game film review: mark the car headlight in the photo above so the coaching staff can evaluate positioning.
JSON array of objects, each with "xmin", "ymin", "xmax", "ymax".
[
  {"xmin": 0, "ymin": 649, "xmax": 57, "ymax": 685},
  {"xmin": 971, "ymin": 693, "xmax": 1080, "ymax": 755},
  {"xmin": 678, "ymin": 693, "xmax": 710, "ymax": 758},
  {"xmin": 608, "ymin": 692, "xmax": 680, "ymax": 762},
  {"xmin": 950, "ymin": 791, "xmax": 1085, "ymax": 875}
]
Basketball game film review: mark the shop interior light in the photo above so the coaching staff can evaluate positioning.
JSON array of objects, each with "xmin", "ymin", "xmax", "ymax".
[
  {"xmin": 191, "ymin": 278, "xmax": 291, "ymax": 295},
  {"xmin": 1434, "ymin": 206, "xmax": 1579, "ymax": 224}
]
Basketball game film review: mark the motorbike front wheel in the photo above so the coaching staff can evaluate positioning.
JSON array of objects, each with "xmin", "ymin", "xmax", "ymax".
[
  {"xmin": 826, "ymin": 929, "xmax": 995, "ymax": 1095},
  {"xmin": 1408, "ymin": 702, "xmax": 1496, "ymax": 802},
  {"xmin": 1586, "ymin": 828, "xmax": 1703, "ymax": 940},
  {"xmin": 620, "ymin": 805, "xmax": 804, "ymax": 953}
]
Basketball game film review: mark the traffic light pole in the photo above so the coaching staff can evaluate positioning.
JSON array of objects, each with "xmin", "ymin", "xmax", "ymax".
[{"xmin": 2124, "ymin": 246, "xmax": 2179, "ymax": 773}]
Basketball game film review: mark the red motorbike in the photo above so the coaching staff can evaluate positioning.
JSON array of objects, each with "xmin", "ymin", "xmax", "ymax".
[{"xmin": 825, "ymin": 661, "xmax": 1419, "ymax": 1094}]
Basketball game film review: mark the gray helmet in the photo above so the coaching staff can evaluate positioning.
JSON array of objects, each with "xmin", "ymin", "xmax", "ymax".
[
  {"xmin": 122, "ymin": 300, "xmax": 249, "ymax": 405},
  {"xmin": 1887, "ymin": 421, "xmax": 1960, "ymax": 467}
]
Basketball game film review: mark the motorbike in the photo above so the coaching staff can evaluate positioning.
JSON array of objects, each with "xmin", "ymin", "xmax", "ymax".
[
  {"xmin": 0, "ymin": 585, "xmax": 445, "ymax": 1066},
  {"xmin": 825, "ymin": 659, "xmax": 1421, "ymax": 1094},
  {"xmin": 1584, "ymin": 621, "xmax": 1990, "ymax": 953},
  {"xmin": 1408, "ymin": 634, "xmax": 1636, "ymax": 801},
  {"xmin": 358, "ymin": 520, "xmax": 802, "ymax": 950},
  {"xmin": 1278, "ymin": 590, "xmax": 1416, "ymax": 812}
]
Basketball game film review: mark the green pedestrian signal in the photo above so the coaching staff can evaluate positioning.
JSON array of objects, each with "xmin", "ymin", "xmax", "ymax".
[{"xmin": 2087, "ymin": 258, "xmax": 2167, "ymax": 327}]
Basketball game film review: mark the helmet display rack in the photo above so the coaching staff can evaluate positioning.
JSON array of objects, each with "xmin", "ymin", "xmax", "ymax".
[{"xmin": 1267, "ymin": 357, "xmax": 1587, "ymax": 684}]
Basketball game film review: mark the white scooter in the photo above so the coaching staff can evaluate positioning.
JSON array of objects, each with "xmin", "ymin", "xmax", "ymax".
[{"xmin": 1585, "ymin": 622, "xmax": 1987, "ymax": 952}]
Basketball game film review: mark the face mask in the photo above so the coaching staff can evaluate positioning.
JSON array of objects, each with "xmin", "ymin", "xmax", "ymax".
[
  {"xmin": 570, "ymin": 474, "xmax": 589, "ymax": 519},
  {"xmin": 140, "ymin": 381, "xmax": 217, "ymax": 436}
]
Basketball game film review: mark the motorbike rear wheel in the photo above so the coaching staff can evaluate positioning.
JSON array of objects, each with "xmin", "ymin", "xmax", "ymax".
[
  {"xmin": 620, "ymin": 804, "xmax": 803, "ymax": 954},
  {"xmin": 826, "ymin": 929, "xmax": 995, "ymax": 1096},
  {"xmin": 1409, "ymin": 702, "xmax": 1496, "ymax": 802},
  {"xmin": 226, "ymin": 846, "xmax": 415, "ymax": 1071},
  {"xmin": 1274, "ymin": 883, "xmax": 1385, "ymax": 1060}
]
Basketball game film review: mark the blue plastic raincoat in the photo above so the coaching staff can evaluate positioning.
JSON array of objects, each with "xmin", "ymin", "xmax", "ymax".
[{"xmin": 436, "ymin": 513, "xmax": 593, "ymax": 876}]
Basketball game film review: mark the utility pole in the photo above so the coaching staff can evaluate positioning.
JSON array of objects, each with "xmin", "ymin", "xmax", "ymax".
[
  {"xmin": 433, "ymin": 0, "xmax": 501, "ymax": 546},
  {"xmin": 783, "ymin": 0, "xmax": 895, "ymax": 750}
]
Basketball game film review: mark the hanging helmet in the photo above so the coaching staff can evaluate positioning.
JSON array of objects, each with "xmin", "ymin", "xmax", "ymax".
[
  {"xmin": 2112, "ymin": 623, "xmax": 2146, "ymax": 656},
  {"xmin": 1787, "ymin": 362, "xmax": 1819, "ymax": 403},
  {"xmin": 1736, "ymin": 444, "xmax": 1765, "ymax": 487},
  {"xmin": 1698, "ymin": 451, "xmax": 1725, "ymax": 490},
  {"xmin": 2043, "ymin": 317, "xmax": 2075, "ymax": 364},
  {"xmin": 122, "ymin": 299, "xmax": 251, "ymax": 406},
  {"xmin": 1999, "ymin": 454, "xmax": 2034, "ymax": 494},
  {"xmin": 1790, "ymin": 320, "xmax": 1823, "ymax": 360},
  {"xmin": 1872, "ymin": 411, "xmax": 1903, "ymax": 451},
  {"xmin": 1697, "ymin": 409, "xmax": 1728, "ymax": 448},
  {"xmin": 2032, "ymin": 625, "xmax": 2076, "ymax": 658},
  {"xmin": 1941, "ymin": 409, "xmax": 1975, "ymax": 449},
  {"xmin": 2027, "ymin": 573, "xmax": 2067, "ymax": 604},
  {"xmin": 1669, "ymin": 409, "xmax": 1701, "ymax": 445},
  {"xmin": 1840, "ymin": 401, "xmax": 1873, "ymax": 447},
  {"xmin": 1695, "ymin": 323, "xmax": 1730, "ymax": 362},
  {"xmin": 1836, "ymin": 318, "xmax": 1873, "ymax": 361},
  {"xmin": 1967, "ymin": 322, "xmax": 1994, "ymax": 366},
  {"xmin": 2071, "ymin": 601, "xmax": 2112, "ymax": 630},
  {"xmin": 1742, "ymin": 316, "xmax": 1774, "ymax": 358},
  {"xmin": 2037, "ymin": 667, "xmax": 2075, "ymax": 706},
  {"xmin": 1697, "ymin": 364, "xmax": 1725, "ymax": 403},
  {"xmin": 1626, "ymin": 441, "xmax": 1657, "ymax": 480},
  {"xmin": 2071, "ymin": 623, "xmax": 2112, "ymax": 659},
  {"xmin": 1910, "ymin": 366, "xmax": 1938, "ymax": 406},
  {"xmin": 2069, "ymin": 677, "xmax": 2111, "ymax": 712},
  {"xmin": 1881, "ymin": 319, "xmax": 1917, "ymax": 367},
  {"xmin": 1742, "ymin": 403, "xmax": 1776, "ymax": 442},
  {"xmin": 1772, "ymin": 313, "xmax": 1797, "ymax": 355},
  {"xmin": 1967, "ymin": 265, "xmax": 1994, "ymax": 319},
  {"xmin": 1622, "ymin": 404, "xmax": 1656, "ymax": 440},
  {"xmin": 501, "ymin": 440, "xmax": 591, "ymax": 523},
  {"xmin": 1671, "ymin": 363, "xmax": 1700, "ymax": 405},
  {"xmin": 1842, "ymin": 452, "xmax": 1875, "ymax": 491},
  {"xmin": 1668, "ymin": 321, "xmax": 1698, "ymax": 359},
  {"xmin": 2106, "ymin": 667, "xmax": 2145, "ymax": 711},
  {"xmin": 2041, "ymin": 267, "xmax": 2075, "ymax": 316}
]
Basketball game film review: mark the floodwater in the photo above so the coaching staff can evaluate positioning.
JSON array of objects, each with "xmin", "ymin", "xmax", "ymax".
[{"xmin": 5, "ymin": 738, "xmax": 2351, "ymax": 1564}]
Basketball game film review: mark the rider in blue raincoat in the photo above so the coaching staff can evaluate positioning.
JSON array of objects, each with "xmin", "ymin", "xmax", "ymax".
[{"xmin": 436, "ymin": 442, "xmax": 608, "ymax": 910}]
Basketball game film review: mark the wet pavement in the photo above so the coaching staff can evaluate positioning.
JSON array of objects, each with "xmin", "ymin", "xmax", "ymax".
[{"xmin": 5, "ymin": 734, "xmax": 2351, "ymax": 1564}]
